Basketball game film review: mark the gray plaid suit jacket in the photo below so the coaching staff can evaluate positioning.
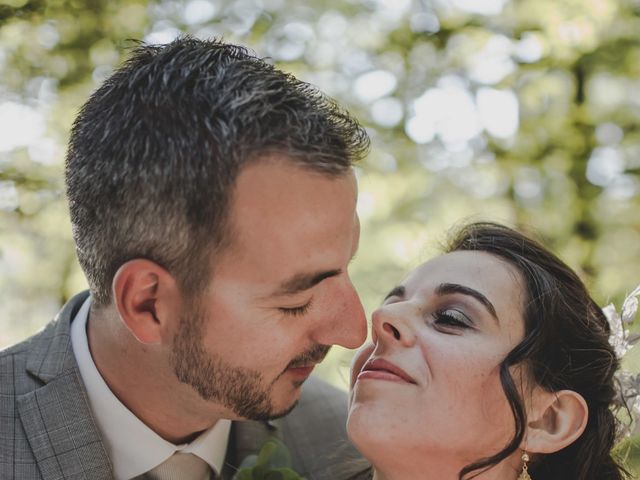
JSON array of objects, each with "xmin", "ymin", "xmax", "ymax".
[{"xmin": 0, "ymin": 291, "xmax": 370, "ymax": 480}]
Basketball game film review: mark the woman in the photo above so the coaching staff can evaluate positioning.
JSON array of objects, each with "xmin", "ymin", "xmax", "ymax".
[{"xmin": 347, "ymin": 222, "xmax": 629, "ymax": 480}]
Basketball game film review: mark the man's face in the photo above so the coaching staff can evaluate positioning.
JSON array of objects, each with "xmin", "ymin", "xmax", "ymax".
[{"xmin": 171, "ymin": 157, "xmax": 366, "ymax": 420}]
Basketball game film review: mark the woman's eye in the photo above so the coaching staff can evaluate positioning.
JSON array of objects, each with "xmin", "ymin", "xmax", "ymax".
[
  {"xmin": 279, "ymin": 301, "xmax": 312, "ymax": 317},
  {"xmin": 433, "ymin": 309, "xmax": 472, "ymax": 329}
]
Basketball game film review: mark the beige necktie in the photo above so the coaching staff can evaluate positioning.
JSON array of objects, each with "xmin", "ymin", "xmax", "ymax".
[{"xmin": 141, "ymin": 452, "xmax": 213, "ymax": 480}]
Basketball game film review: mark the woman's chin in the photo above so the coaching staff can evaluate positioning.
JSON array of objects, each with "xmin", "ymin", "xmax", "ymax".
[
  {"xmin": 347, "ymin": 404, "xmax": 372, "ymax": 449},
  {"xmin": 347, "ymin": 402, "xmax": 396, "ymax": 460}
]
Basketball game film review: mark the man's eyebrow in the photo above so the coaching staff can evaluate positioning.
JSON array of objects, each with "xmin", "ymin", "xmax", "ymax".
[
  {"xmin": 435, "ymin": 283, "xmax": 499, "ymax": 323},
  {"xmin": 384, "ymin": 285, "xmax": 406, "ymax": 301},
  {"xmin": 272, "ymin": 269, "xmax": 342, "ymax": 296}
]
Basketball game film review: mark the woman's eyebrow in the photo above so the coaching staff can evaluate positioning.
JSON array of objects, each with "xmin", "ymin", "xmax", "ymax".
[
  {"xmin": 435, "ymin": 282, "xmax": 499, "ymax": 323},
  {"xmin": 384, "ymin": 285, "xmax": 405, "ymax": 301}
]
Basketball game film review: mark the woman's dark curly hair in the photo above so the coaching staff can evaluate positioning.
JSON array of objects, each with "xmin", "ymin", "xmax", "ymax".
[{"xmin": 446, "ymin": 222, "xmax": 629, "ymax": 480}]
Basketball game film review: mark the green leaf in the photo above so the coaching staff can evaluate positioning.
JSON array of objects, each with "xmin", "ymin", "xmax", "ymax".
[
  {"xmin": 232, "ymin": 468, "xmax": 255, "ymax": 480},
  {"xmin": 274, "ymin": 467, "xmax": 305, "ymax": 480},
  {"xmin": 239, "ymin": 454, "xmax": 259, "ymax": 469},
  {"xmin": 264, "ymin": 471, "xmax": 284, "ymax": 480},
  {"xmin": 262, "ymin": 438, "xmax": 292, "ymax": 468},
  {"xmin": 256, "ymin": 439, "xmax": 278, "ymax": 467},
  {"xmin": 253, "ymin": 464, "xmax": 268, "ymax": 478}
]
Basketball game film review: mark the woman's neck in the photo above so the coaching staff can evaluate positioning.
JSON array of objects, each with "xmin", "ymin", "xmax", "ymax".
[
  {"xmin": 372, "ymin": 464, "xmax": 461, "ymax": 480},
  {"xmin": 371, "ymin": 458, "xmax": 519, "ymax": 480}
]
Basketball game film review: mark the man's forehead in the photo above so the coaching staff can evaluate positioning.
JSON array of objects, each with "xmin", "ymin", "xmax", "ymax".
[
  {"xmin": 234, "ymin": 156, "xmax": 356, "ymax": 192},
  {"xmin": 231, "ymin": 161, "xmax": 356, "ymax": 223},
  {"xmin": 215, "ymin": 159, "xmax": 358, "ymax": 269}
]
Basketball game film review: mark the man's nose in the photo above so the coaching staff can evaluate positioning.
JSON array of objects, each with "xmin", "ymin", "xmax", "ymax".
[{"xmin": 313, "ymin": 278, "xmax": 367, "ymax": 349}]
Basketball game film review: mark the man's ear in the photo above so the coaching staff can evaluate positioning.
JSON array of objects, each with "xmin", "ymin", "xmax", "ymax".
[
  {"xmin": 112, "ymin": 259, "xmax": 181, "ymax": 344},
  {"xmin": 524, "ymin": 388, "xmax": 589, "ymax": 454}
]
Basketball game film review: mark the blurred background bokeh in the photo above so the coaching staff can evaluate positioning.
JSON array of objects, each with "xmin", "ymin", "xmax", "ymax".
[{"xmin": 1, "ymin": 0, "xmax": 640, "ymax": 471}]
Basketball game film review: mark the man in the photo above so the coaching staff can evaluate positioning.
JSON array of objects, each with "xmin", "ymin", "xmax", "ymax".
[{"xmin": 0, "ymin": 37, "xmax": 371, "ymax": 479}]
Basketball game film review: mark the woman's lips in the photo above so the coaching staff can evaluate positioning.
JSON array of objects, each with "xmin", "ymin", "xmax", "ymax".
[{"xmin": 357, "ymin": 357, "xmax": 416, "ymax": 384}]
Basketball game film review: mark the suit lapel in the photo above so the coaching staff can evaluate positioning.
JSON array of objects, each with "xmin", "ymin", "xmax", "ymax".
[
  {"xmin": 17, "ymin": 370, "xmax": 113, "ymax": 479},
  {"xmin": 17, "ymin": 292, "xmax": 113, "ymax": 480}
]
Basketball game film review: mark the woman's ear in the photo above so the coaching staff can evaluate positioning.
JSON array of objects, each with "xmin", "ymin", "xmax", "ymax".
[
  {"xmin": 112, "ymin": 259, "xmax": 181, "ymax": 344},
  {"xmin": 523, "ymin": 388, "xmax": 589, "ymax": 454}
]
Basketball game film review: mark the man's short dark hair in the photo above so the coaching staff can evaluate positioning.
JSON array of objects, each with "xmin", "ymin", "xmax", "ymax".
[{"xmin": 65, "ymin": 37, "xmax": 369, "ymax": 306}]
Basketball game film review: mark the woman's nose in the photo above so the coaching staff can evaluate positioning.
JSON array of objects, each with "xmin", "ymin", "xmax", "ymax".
[{"xmin": 371, "ymin": 303, "xmax": 417, "ymax": 347}]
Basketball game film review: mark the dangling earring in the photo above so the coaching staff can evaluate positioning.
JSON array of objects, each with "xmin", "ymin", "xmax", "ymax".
[{"xmin": 517, "ymin": 452, "xmax": 532, "ymax": 480}]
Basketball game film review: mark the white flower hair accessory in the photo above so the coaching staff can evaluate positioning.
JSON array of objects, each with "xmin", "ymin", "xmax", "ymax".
[{"xmin": 603, "ymin": 284, "xmax": 640, "ymax": 439}]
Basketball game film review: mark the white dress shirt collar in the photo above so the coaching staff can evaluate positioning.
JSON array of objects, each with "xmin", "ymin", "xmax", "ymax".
[{"xmin": 70, "ymin": 296, "xmax": 231, "ymax": 480}]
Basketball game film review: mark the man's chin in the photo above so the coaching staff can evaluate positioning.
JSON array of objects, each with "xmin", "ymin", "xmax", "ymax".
[
  {"xmin": 267, "ymin": 399, "xmax": 299, "ymax": 420},
  {"xmin": 237, "ymin": 398, "xmax": 299, "ymax": 422},
  {"xmin": 262, "ymin": 383, "xmax": 304, "ymax": 420}
]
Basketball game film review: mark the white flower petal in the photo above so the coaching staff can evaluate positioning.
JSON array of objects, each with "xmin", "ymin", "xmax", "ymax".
[
  {"xmin": 602, "ymin": 303, "xmax": 619, "ymax": 323},
  {"xmin": 622, "ymin": 296, "xmax": 638, "ymax": 324}
]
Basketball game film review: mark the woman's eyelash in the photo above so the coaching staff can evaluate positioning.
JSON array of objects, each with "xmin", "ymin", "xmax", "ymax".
[
  {"xmin": 279, "ymin": 301, "xmax": 312, "ymax": 317},
  {"xmin": 434, "ymin": 309, "xmax": 472, "ymax": 328}
]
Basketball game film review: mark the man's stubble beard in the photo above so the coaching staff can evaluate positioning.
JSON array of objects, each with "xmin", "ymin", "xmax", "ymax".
[{"xmin": 170, "ymin": 302, "xmax": 330, "ymax": 421}]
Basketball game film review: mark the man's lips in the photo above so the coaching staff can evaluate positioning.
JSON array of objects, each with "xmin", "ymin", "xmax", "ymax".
[
  {"xmin": 357, "ymin": 357, "xmax": 416, "ymax": 384},
  {"xmin": 286, "ymin": 364, "xmax": 316, "ymax": 378}
]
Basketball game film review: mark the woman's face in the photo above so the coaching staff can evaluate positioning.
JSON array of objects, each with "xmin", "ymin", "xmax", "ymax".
[{"xmin": 348, "ymin": 250, "xmax": 527, "ymax": 466}]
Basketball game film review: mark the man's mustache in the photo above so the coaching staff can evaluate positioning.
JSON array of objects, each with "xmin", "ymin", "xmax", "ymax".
[{"xmin": 286, "ymin": 344, "xmax": 331, "ymax": 369}]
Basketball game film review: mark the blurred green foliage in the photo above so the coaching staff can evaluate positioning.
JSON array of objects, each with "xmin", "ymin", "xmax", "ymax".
[{"xmin": 1, "ymin": 0, "xmax": 639, "ymax": 471}]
